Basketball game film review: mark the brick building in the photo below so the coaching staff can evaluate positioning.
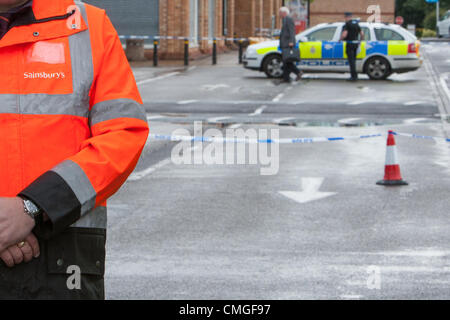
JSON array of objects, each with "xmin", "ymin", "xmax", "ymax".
[
  {"xmin": 160, "ymin": 0, "xmax": 284, "ymax": 59},
  {"xmin": 87, "ymin": 0, "xmax": 395, "ymax": 60},
  {"xmin": 159, "ymin": 0, "xmax": 228, "ymax": 59},
  {"xmin": 234, "ymin": 0, "xmax": 284, "ymax": 38},
  {"xmin": 86, "ymin": 0, "xmax": 285, "ymax": 60},
  {"xmin": 309, "ymin": 0, "xmax": 395, "ymax": 25}
]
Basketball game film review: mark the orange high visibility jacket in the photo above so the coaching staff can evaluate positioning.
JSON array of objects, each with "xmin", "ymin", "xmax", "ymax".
[{"xmin": 0, "ymin": 0, "xmax": 149, "ymax": 237}]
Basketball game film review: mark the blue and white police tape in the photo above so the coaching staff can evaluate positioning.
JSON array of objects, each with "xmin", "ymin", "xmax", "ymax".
[
  {"xmin": 119, "ymin": 35, "xmax": 152, "ymax": 40},
  {"xmin": 392, "ymin": 131, "xmax": 450, "ymax": 142},
  {"xmin": 119, "ymin": 35, "xmax": 249, "ymax": 42},
  {"xmin": 154, "ymin": 35, "xmax": 249, "ymax": 41},
  {"xmin": 118, "ymin": 36, "xmax": 364, "ymax": 44},
  {"xmin": 148, "ymin": 133, "xmax": 383, "ymax": 144}
]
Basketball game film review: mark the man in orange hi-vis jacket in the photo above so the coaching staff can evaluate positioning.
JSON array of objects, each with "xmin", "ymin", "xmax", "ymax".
[{"xmin": 0, "ymin": 0, "xmax": 149, "ymax": 299}]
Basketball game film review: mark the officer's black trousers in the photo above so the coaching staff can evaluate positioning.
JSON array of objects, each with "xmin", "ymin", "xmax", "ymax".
[
  {"xmin": 0, "ymin": 228, "xmax": 105, "ymax": 300},
  {"xmin": 346, "ymin": 43, "xmax": 359, "ymax": 79}
]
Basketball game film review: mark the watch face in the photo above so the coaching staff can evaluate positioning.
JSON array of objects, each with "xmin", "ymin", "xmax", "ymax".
[{"xmin": 24, "ymin": 200, "xmax": 40, "ymax": 214}]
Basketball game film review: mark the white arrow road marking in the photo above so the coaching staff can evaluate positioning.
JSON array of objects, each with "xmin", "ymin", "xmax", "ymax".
[{"xmin": 279, "ymin": 178, "xmax": 337, "ymax": 204}]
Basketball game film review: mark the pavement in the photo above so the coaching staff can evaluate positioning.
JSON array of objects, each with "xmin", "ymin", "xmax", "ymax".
[
  {"xmin": 105, "ymin": 42, "xmax": 450, "ymax": 300},
  {"xmin": 421, "ymin": 40, "xmax": 450, "ymax": 136}
]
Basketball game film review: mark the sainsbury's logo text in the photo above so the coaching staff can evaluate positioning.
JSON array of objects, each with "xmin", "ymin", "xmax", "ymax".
[{"xmin": 24, "ymin": 72, "xmax": 66, "ymax": 79}]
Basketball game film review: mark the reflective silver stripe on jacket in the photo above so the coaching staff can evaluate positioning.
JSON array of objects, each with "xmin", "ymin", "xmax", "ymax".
[
  {"xmin": 51, "ymin": 159, "xmax": 97, "ymax": 218},
  {"xmin": 71, "ymin": 206, "xmax": 107, "ymax": 229},
  {"xmin": 90, "ymin": 98, "xmax": 147, "ymax": 127}
]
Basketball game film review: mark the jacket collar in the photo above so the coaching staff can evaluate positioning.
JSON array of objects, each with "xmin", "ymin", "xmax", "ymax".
[
  {"xmin": 0, "ymin": 0, "xmax": 87, "ymax": 48},
  {"xmin": 32, "ymin": 0, "xmax": 76, "ymax": 20}
]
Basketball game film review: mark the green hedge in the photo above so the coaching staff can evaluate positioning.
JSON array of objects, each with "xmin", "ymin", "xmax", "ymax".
[{"xmin": 421, "ymin": 29, "xmax": 437, "ymax": 38}]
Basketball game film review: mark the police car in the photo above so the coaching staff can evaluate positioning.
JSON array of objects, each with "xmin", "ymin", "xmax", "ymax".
[{"xmin": 243, "ymin": 22, "xmax": 422, "ymax": 80}]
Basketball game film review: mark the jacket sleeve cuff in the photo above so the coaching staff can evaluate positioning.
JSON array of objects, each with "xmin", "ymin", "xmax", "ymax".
[{"xmin": 19, "ymin": 171, "xmax": 82, "ymax": 239}]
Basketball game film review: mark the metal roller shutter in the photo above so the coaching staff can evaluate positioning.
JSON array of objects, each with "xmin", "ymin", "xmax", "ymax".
[{"xmin": 85, "ymin": 0, "xmax": 159, "ymax": 38}]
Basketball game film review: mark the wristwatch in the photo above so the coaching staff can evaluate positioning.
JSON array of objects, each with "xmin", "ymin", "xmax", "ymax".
[{"xmin": 21, "ymin": 197, "xmax": 42, "ymax": 221}]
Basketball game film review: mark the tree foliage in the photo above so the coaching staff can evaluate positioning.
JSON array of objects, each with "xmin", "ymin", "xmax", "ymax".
[
  {"xmin": 395, "ymin": 0, "xmax": 450, "ymax": 28},
  {"xmin": 424, "ymin": 7, "xmax": 448, "ymax": 28}
]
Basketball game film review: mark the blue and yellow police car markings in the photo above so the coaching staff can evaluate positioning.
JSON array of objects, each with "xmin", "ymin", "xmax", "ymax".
[
  {"xmin": 387, "ymin": 41, "xmax": 409, "ymax": 56},
  {"xmin": 300, "ymin": 42, "xmax": 322, "ymax": 59},
  {"xmin": 254, "ymin": 40, "xmax": 409, "ymax": 62}
]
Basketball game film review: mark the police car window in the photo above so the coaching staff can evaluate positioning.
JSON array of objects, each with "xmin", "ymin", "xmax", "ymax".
[
  {"xmin": 374, "ymin": 28, "xmax": 404, "ymax": 41},
  {"xmin": 306, "ymin": 27, "xmax": 337, "ymax": 41},
  {"xmin": 361, "ymin": 27, "xmax": 371, "ymax": 40}
]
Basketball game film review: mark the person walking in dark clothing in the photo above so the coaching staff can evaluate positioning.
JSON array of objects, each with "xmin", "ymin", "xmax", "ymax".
[
  {"xmin": 340, "ymin": 12, "xmax": 365, "ymax": 81},
  {"xmin": 279, "ymin": 7, "xmax": 301, "ymax": 83}
]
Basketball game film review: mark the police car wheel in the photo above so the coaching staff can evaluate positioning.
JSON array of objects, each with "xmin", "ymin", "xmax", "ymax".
[
  {"xmin": 365, "ymin": 56, "xmax": 391, "ymax": 80},
  {"xmin": 263, "ymin": 54, "xmax": 283, "ymax": 78}
]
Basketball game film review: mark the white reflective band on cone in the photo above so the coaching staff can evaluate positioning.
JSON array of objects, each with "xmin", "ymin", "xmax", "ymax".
[{"xmin": 385, "ymin": 146, "xmax": 399, "ymax": 166}]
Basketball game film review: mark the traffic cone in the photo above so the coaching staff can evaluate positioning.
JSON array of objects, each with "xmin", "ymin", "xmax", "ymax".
[{"xmin": 377, "ymin": 130, "xmax": 408, "ymax": 186}]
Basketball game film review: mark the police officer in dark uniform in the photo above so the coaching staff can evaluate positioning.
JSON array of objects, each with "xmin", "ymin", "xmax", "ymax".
[{"xmin": 340, "ymin": 12, "xmax": 365, "ymax": 81}]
